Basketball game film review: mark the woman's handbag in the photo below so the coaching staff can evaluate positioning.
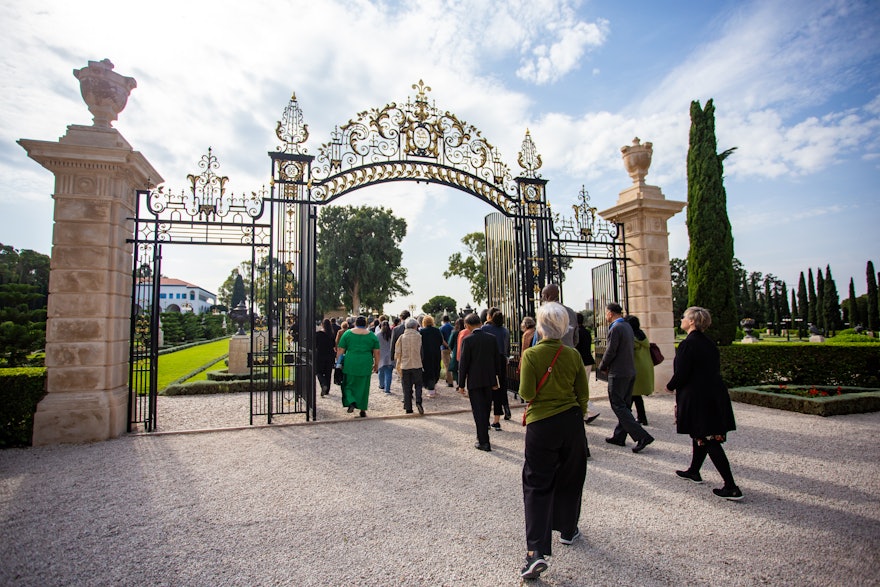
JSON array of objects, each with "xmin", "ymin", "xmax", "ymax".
[
  {"xmin": 522, "ymin": 345, "xmax": 564, "ymax": 426},
  {"xmin": 649, "ymin": 342, "xmax": 664, "ymax": 365}
]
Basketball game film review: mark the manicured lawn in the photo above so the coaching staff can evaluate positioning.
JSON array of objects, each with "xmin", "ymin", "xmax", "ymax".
[
  {"xmin": 157, "ymin": 339, "xmax": 231, "ymax": 391},
  {"xmin": 183, "ymin": 358, "xmax": 227, "ymax": 383}
]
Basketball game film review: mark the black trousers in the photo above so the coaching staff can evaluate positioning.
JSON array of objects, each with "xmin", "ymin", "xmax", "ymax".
[
  {"xmin": 491, "ymin": 370, "xmax": 510, "ymax": 417},
  {"xmin": 468, "ymin": 386, "xmax": 493, "ymax": 446},
  {"xmin": 401, "ymin": 368, "xmax": 423, "ymax": 412},
  {"xmin": 522, "ymin": 407, "xmax": 587, "ymax": 557}
]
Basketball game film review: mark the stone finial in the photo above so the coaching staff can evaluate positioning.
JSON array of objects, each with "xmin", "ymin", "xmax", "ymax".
[
  {"xmin": 620, "ymin": 137, "xmax": 653, "ymax": 185},
  {"xmin": 73, "ymin": 59, "xmax": 137, "ymax": 128}
]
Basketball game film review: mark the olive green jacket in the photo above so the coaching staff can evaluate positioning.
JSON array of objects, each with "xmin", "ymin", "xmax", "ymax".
[{"xmin": 518, "ymin": 339, "xmax": 589, "ymax": 424}]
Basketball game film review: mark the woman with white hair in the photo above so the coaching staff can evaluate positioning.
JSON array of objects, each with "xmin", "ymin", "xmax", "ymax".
[
  {"xmin": 665, "ymin": 306, "xmax": 742, "ymax": 500},
  {"xmin": 518, "ymin": 302, "xmax": 590, "ymax": 581}
]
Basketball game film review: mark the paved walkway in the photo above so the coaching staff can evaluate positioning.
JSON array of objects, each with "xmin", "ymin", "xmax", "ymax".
[{"xmin": 1, "ymin": 382, "xmax": 879, "ymax": 586}]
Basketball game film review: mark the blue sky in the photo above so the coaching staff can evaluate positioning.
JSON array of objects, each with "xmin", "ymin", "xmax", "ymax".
[{"xmin": 1, "ymin": 0, "xmax": 878, "ymax": 314}]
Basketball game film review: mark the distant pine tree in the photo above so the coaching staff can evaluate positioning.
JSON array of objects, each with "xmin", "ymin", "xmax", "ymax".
[
  {"xmin": 797, "ymin": 272, "xmax": 808, "ymax": 337},
  {"xmin": 822, "ymin": 265, "xmax": 840, "ymax": 335},
  {"xmin": 847, "ymin": 278, "xmax": 859, "ymax": 328},
  {"xmin": 807, "ymin": 268, "xmax": 817, "ymax": 327},
  {"xmin": 867, "ymin": 261, "xmax": 879, "ymax": 331},
  {"xmin": 816, "ymin": 269, "xmax": 825, "ymax": 332},
  {"xmin": 685, "ymin": 99, "xmax": 737, "ymax": 345}
]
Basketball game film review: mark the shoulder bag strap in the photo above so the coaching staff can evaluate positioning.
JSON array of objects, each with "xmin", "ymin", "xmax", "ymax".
[{"xmin": 522, "ymin": 345, "xmax": 564, "ymax": 426}]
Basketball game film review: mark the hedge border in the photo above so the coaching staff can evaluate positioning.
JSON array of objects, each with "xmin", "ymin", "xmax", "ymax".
[{"xmin": 729, "ymin": 386, "xmax": 880, "ymax": 417}]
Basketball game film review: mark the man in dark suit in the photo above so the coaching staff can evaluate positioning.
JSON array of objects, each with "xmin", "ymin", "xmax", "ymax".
[
  {"xmin": 598, "ymin": 302, "xmax": 654, "ymax": 453},
  {"xmin": 458, "ymin": 312, "xmax": 503, "ymax": 451}
]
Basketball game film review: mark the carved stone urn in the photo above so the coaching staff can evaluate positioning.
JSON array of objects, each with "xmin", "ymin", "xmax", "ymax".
[
  {"xmin": 73, "ymin": 59, "xmax": 137, "ymax": 128},
  {"xmin": 620, "ymin": 137, "xmax": 653, "ymax": 184}
]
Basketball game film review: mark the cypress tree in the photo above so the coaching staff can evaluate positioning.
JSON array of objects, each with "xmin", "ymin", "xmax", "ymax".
[
  {"xmin": 867, "ymin": 261, "xmax": 879, "ymax": 331},
  {"xmin": 797, "ymin": 272, "xmax": 808, "ymax": 337},
  {"xmin": 790, "ymin": 290, "xmax": 798, "ymax": 334},
  {"xmin": 807, "ymin": 269, "xmax": 817, "ymax": 327},
  {"xmin": 847, "ymin": 277, "xmax": 859, "ymax": 328},
  {"xmin": 685, "ymin": 99, "xmax": 737, "ymax": 344},
  {"xmin": 816, "ymin": 269, "xmax": 825, "ymax": 332},
  {"xmin": 823, "ymin": 265, "xmax": 840, "ymax": 336}
]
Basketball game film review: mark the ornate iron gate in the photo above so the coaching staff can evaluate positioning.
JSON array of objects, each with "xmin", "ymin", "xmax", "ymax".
[
  {"xmin": 127, "ymin": 148, "xmax": 313, "ymax": 432},
  {"xmin": 129, "ymin": 82, "xmax": 629, "ymax": 430}
]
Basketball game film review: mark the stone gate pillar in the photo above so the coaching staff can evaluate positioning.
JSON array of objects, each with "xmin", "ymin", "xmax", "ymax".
[
  {"xmin": 18, "ymin": 60, "xmax": 163, "ymax": 445},
  {"xmin": 599, "ymin": 138, "xmax": 685, "ymax": 391}
]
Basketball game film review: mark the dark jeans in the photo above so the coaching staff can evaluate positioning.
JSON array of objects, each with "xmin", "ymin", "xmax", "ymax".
[
  {"xmin": 468, "ymin": 386, "xmax": 493, "ymax": 446},
  {"xmin": 401, "ymin": 368, "xmax": 423, "ymax": 412},
  {"xmin": 607, "ymin": 374, "xmax": 650, "ymax": 442},
  {"xmin": 522, "ymin": 406, "xmax": 587, "ymax": 557}
]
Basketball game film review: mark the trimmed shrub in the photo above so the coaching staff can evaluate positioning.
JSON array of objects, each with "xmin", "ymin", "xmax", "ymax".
[
  {"xmin": 0, "ymin": 367, "xmax": 46, "ymax": 448},
  {"xmin": 720, "ymin": 344, "xmax": 880, "ymax": 387},
  {"xmin": 162, "ymin": 379, "xmax": 269, "ymax": 396}
]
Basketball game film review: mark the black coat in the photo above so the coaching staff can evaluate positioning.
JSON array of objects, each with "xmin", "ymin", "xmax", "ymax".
[
  {"xmin": 458, "ymin": 328, "xmax": 503, "ymax": 391},
  {"xmin": 666, "ymin": 330, "xmax": 736, "ymax": 438}
]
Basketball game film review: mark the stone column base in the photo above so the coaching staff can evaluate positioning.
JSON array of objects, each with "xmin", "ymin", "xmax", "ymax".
[
  {"xmin": 228, "ymin": 335, "xmax": 250, "ymax": 375},
  {"xmin": 32, "ymin": 387, "xmax": 128, "ymax": 446}
]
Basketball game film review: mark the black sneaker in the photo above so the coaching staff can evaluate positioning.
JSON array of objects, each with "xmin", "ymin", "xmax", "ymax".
[
  {"xmin": 416, "ymin": 403, "xmax": 424, "ymax": 415},
  {"xmin": 520, "ymin": 552, "xmax": 548, "ymax": 580},
  {"xmin": 559, "ymin": 527, "xmax": 581, "ymax": 545},
  {"xmin": 491, "ymin": 422, "xmax": 502, "ymax": 431},
  {"xmin": 675, "ymin": 469, "xmax": 704, "ymax": 484},
  {"xmin": 713, "ymin": 486, "xmax": 744, "ymax": 501},
  {"xmin": 347, "ymin": 404, "xmax": 355, "ymax": 413}
]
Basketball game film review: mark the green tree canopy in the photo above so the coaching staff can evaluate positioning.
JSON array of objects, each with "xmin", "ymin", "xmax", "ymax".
[
  {"xmin": 685, "ymin": 99, "xmax": 737, "ymax": 344},
  {"xmin": 316, "ymin": 205, "xmax": 410, "ymax": 315},
  {"xmin": 443, "ymin": 232, "xmax": 487, "ymax": 305},
  {"xmin": 422, "ymin": 295, "xmax": 457, "ymax": 316}
]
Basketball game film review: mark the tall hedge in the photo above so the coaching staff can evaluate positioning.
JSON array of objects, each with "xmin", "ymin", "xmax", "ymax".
[
  {"xmin": 719, "ymin": 344, "xmax": 879, "ymax": 388},
  {"xmin": 686, "ymin": 99, "xmax": 737, "ymax": 344},
  {"xmin": 0, "ymin": 367, "xmax": 46, "ymax": 448}
]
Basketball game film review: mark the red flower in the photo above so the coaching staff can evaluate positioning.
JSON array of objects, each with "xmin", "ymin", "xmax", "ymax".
[{"xmin": 808, "ymin": 389, "xmax": 819, "ymax": 396}]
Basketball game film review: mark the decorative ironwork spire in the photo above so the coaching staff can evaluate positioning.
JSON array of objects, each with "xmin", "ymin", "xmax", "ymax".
[
  {"xmin": 186, "ymin": 146, "xmax": 228, "ymax": 216},
  {"xmin": 276, "ymin": 93, "xmax": 309, "ymax": 155},
  {"xmin": 573, "ymin": 185, "xmax": 598, "ymax": 239},
  {"xmin": 518, "ymin": 129, "xmax": 543, "ymax": 178}
]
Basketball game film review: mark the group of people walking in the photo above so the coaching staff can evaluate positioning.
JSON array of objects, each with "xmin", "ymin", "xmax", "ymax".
[{"xmin": 314, "ymin": 291, "xmax": 742, "ymax": 582}]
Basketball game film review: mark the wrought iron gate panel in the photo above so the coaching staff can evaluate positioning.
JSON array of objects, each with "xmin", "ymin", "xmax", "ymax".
[
  {"xmin": 591, "ymin": 260, "xmax": 629, "ymax": 367},
  {"xmin": 129, "ymin": 240, "xmax": 161, "ymax": 432},
  {"xmin": 127, "ymin": 148, "xmax": 296, "ymax": 431},
  {"xmin": 485, "ymin": 212, "xmax": 519, "ymax": 346}
]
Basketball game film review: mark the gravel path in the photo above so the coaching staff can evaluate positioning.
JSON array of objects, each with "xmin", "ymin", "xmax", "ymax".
[{"xmin": 1, "ymin": 377, "xmax": 879, "ymax": 586}]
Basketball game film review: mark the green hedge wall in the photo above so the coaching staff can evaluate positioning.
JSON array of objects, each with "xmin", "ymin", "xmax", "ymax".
[
  {"xmin": 719, "ymin": 344, "xmax": 880, "ymax": 387},
  {"xmin": 0, "ymin": 367, "xmax": 47, "ymax": 448}
]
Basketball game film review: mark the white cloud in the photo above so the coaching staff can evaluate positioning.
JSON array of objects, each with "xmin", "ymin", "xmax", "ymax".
[{"xmin": 516, "ymin": 18, "xmax": 609, "ymax": 84}]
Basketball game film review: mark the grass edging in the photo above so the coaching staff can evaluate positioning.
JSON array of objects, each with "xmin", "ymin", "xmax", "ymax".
[{"xmin": 729, "ymin": 386, "xmax": 880, "ymax": 417}]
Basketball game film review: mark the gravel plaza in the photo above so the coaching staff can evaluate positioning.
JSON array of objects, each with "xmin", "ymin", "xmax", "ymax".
[{"xmin": 1, "ymin": 377, "xmax": 878, "ymax": 586}]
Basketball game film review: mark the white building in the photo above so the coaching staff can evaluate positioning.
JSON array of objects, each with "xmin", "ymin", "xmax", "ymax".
[{"xmin": 137, "ymin": 277, "xmax": 217, "ymax": 314}]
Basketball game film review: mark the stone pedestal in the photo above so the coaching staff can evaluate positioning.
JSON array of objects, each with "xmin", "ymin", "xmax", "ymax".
[
  {"xmin": 19, "ymin": 122, "xmax": 162, "ymax": 445},
  {"xmin": 809, "ymin": 335, "xmax": 826, "ymax": 343},
  {"xmin": 228, "ymin": 335, "xmax": 251, "ymax": 375},
  {"xmin": 599, "ymin": 139, "xmax": 686, "ymax": 392},
  {"xmin": 741, "ymin": 335, "xmax": 759, "ymax": 344}
]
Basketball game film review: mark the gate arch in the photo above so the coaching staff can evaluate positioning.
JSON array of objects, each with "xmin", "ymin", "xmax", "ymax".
[
  {"xmin": 128, "ymin": 79, "xmax": 627, "ymax": 428},
  {"xmin": 266, "ymin": 80, "xmax": 625, "ymax": 412}
]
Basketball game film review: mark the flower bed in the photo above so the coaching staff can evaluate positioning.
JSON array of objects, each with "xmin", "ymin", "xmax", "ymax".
[{"xmin": 728, "ymin": 385, "xmax": 880, "ymax": 417}]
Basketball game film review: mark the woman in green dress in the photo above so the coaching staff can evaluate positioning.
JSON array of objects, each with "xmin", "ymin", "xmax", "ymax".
[{"xmin": 336, "ymin": 315, "xmax": 380, "ymax": 417}]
